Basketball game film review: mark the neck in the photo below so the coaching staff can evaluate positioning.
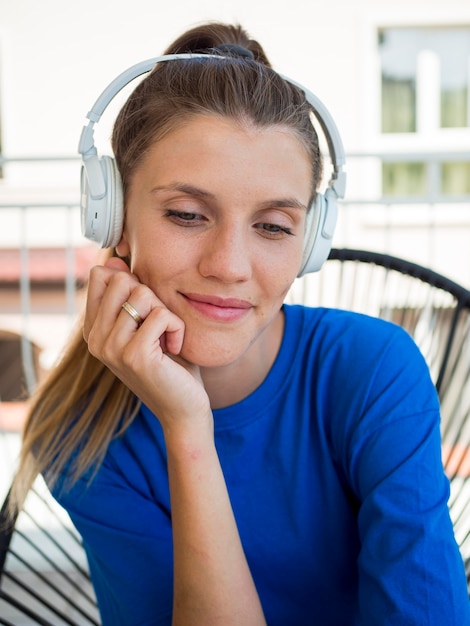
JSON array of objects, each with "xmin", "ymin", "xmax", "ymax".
[{"xmin": 201, "ymin": 309, "xmax": 285, "ymax": 410}]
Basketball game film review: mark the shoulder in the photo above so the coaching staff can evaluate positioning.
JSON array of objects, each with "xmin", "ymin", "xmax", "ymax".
[
  {"xmin": 282, "ymin": 304, "xmax": 439, "ymax": 432},
  {"xmin": 284, "ymin": 303, "xmax": 419, "ymax": 367}
]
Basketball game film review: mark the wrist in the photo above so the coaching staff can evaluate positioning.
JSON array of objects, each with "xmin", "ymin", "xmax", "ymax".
[{"xmin": 163, "ymin": 410, "xmax": 215, "ymax": 459}]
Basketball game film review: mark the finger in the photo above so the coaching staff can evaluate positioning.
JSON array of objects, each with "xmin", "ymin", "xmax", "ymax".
[
  {"xmin": 85, "ymin": 266, "xmax": 185, "ymax": 364},
  {"xmin": 84, "ymin": 265, "xmax": 137, "ymax": 341},
  {"xmin": 121, "ymin": 301, "xmax": 144, "ymax": 327},
  {"xmin": 104, "ymin": 256, "xmax": 130, "ymax": 272},
  {"xmin": 138, "ymin": 305, "xmax": 185, "ymax": 355},
  {"xmin": 91, "ymin": 276, "xmax": 152, "ymax": 341},
  {"xmin": 104, "ymin": 303, "xmax": 185, "ymax": 378},
  {"xmin": 92, "ymin": 279, "xmax": 171, "ymax": 359},
  {"xmin": 112, "ymin": 298, "xmax": 185, "ymax": 355}
]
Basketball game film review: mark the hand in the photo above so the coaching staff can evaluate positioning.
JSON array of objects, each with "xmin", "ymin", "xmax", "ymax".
[{"xmin": 83, "ymin": 257, "xmax": 212, "ymax": 435}]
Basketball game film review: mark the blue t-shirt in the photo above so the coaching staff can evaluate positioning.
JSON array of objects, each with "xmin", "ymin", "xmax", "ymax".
[{"xmin": 53, "ymin": 305, "xmax": 470, "ymax": 625}]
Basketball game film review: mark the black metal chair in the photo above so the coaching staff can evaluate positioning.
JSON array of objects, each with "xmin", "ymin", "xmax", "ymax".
[
  {"xmin": 0, "ymin": 478, "xmax": 100, "ymax": 625},
  {"xmin": 1, "ymin": 248, "xmax": 469, "ymax": 624}
]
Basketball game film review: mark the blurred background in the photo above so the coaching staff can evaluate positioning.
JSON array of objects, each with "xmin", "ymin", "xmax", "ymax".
[{"xmin": 1, "ymin": 0, "xmax": 469, "ymax": 443}]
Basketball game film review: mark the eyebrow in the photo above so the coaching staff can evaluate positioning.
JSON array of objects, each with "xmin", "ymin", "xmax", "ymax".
[
  {"xmin": 151, "ymin": 182, "xmax": 308, "ymax": 212},
  {"xmin": 150, "ymin": 182, "xmax": 214, "ymax": 199},
  {"xmin": 259, "ymin": 198, "xmax": 308, "ymax": 212}
]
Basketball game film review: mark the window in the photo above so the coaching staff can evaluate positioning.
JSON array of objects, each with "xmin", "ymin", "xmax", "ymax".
[
  {"xmin": 441, "ymin": 162, "xmax": 470, "ymax": 195},
  {"xmin": 382, "ymin": 161, "xmax": 470, "ymax": 197},
  {"xmin": 378, "ymin": 26, "xmax": 470, "ymax": 196},
  {"xmin": 382, "ymin": 162, "xmax": 426, "ymax": 196},
  {"xmin": 379, "ymin": 29, "xmax": 418, "ymax": 133},
  {"xmin": 440, "ymin": 32, "xmax": 470, "ymax": 128},
  {"xmin": 379, "ymin": 26, "xmax": 470, "ymax": 133}
]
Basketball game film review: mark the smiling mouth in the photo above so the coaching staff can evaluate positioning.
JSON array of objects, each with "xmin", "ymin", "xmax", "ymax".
[{"xmin": 182, "ymin": 293, "xmax": 253, "ymax": 322}]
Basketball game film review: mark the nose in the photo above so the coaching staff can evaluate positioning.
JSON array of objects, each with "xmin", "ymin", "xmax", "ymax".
[{"xmin": 198, "ymin": 223, "xmax": 252, "ymax": 283}]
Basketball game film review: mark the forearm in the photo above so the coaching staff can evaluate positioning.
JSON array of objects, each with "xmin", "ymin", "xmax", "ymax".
[{"xmin": 165, "ymin": 426, "xmax": 266, "ymax": 626}]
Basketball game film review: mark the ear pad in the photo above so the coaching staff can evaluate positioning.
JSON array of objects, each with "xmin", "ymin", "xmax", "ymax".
[
  {"xmin": 80, "ymin": 155, "xmax": 124, "ymax": 248},
  {"xmin": 298, "ymin": 187, "xmax": 338, "ymax": 277}
]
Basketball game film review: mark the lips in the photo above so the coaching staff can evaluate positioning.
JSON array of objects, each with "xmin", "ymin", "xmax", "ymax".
[{"xmin": 182, "ymin": 293, "xmax": 253, "ymax": 322}]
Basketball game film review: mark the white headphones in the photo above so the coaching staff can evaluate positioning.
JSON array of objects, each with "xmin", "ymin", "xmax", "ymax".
[{"xmin": 78, "ymin": 53, "xmax": 346, "ymax": 276}]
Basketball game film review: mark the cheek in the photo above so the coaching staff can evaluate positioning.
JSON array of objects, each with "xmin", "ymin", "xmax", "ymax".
[
  {"xmin": 264, "ymin": 244, "xmax": 304, "ymax": 287},
  {"xmin": 128, "ymin": 252, "xmax": 170, "ymax": 294},
  {"xmin": 128, "ymin": 231, "xmax": 182, "ymax": 280},
  {"xmin": 260, "ymin": 264, "xmax": 298, "ymax": 304}
]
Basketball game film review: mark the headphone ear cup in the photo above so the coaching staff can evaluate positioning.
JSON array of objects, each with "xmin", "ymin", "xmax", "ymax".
[
  {"xmin": 298, "ymin": 188, "xmax": 338, "ymax": 276},
  {"xmin": 80, "ymin": 155, "xmax": 124, "ymax": 248},
  {"xmin": 102, "ymin": 156, "xmax": 124, "ymax": 248}
]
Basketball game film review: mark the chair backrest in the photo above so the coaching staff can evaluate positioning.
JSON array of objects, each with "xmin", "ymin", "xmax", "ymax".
[
  {"xmin": 289, "ymin": 247, "xmax": 470, "ymax": 585},
  {"xmin": 0, "ymin": 477, "xmax": 100, "ymax": 624}
]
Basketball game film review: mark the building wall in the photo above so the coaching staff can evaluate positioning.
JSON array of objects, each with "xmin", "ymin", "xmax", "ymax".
[{"xmin": 1, "ymin": 0, "xmax": 469, "ymax": 165}]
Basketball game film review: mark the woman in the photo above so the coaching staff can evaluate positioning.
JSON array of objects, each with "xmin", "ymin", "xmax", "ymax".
[{"xmin": 10, "ymin": 22, "xmax": 469, "ymax": 625}]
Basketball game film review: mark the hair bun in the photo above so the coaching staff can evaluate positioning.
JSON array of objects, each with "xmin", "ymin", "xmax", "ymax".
[{"xmin": 164, "ymin": 23, "xmax": 272, "ymax": 68}]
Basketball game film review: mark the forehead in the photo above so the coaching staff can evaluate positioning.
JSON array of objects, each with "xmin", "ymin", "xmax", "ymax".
[{"xmin": 133, "ymin": 114, "xmax": 313, "ymax": 199}]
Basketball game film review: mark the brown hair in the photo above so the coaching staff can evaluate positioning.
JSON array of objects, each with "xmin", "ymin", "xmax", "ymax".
[
  {"xmin": 8, "ymin": 22, "xmax": 323, "ymax": 519},
  {"xmin": 113, "ymin": 23, "xmax": 322, "ymax": 203}
]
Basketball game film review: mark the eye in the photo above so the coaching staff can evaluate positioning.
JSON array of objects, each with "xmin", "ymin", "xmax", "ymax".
[
  {"xmin": 255, "ymin": 222, "xmax": 295, "ymax": 238},
  {"xmin": 164, "ymin": 209, "xmax": 205, "ymax": 224}
]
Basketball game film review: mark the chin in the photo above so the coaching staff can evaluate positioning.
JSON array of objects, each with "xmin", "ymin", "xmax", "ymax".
[{"xmin": 179, "ymin": 335, "xmax": 246, "ymax": 369}]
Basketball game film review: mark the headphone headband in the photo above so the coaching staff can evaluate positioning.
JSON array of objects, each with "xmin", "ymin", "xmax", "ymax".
[
  {"xmin": 79, "ymin": 52, "xmax": 346, "ymax": 275},
  {"xmin": 78, "ymin": 53, "xmax": 346, "ymax": 198}
]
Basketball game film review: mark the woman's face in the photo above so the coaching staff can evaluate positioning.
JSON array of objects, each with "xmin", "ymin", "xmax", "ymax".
[{"xmin": 117, "ymin": 115, "xmax": 312, "ymax": 368}]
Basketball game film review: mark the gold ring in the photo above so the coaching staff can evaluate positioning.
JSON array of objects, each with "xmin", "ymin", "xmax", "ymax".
[{"xmin": 122, "ymin": 301, "xmax": 143, "ymax": 327}]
